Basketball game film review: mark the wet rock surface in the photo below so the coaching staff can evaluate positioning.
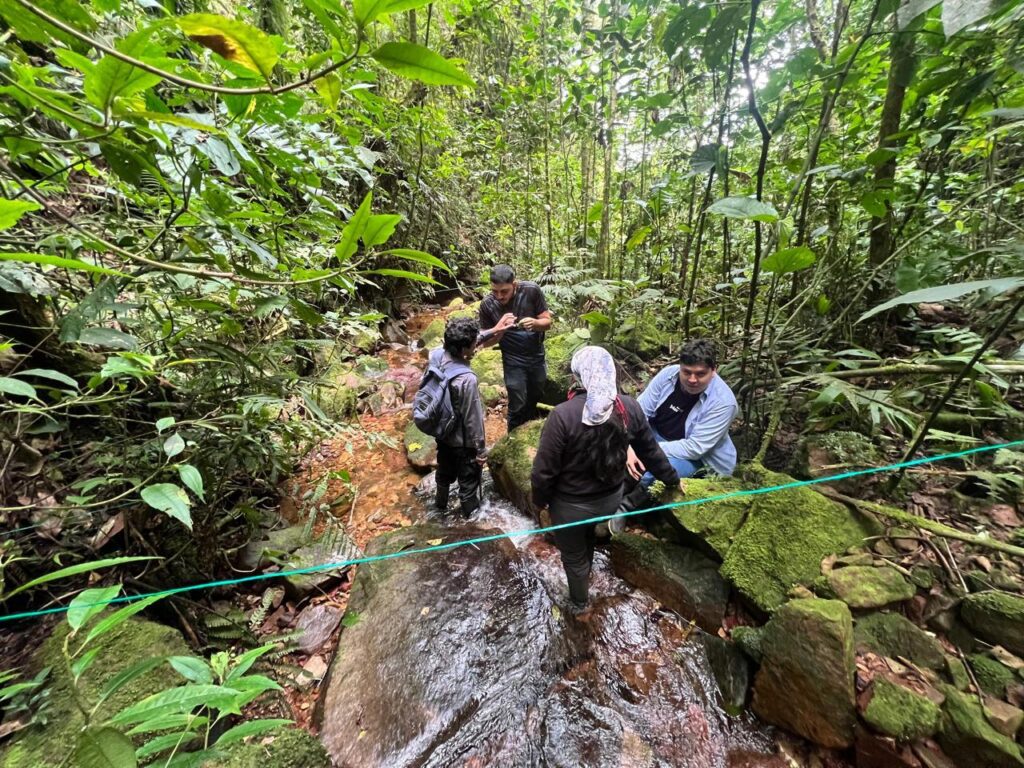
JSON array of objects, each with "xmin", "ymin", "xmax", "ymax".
[{"xmin": 316, "ymin": 510, "xmax": 779, "ymax": 768}]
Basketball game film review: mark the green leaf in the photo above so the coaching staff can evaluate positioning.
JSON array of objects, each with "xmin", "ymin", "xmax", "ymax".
[
  {"xmin": 0, "ymin": 251, "xmax": 129, "ymax": 278},
  {"xmin": 379, "ymin": 248, "xmax": 452, "ymax": 273},
  {"xmin": 68, "ymin": 585, "xmax": 122, "ymax": 631},
  {"xmin": 0, "ymin": 200, "xmax": 41, "ymax": 230},
  {"xmin": 706, "ymin": 196, "xmax": 778, "ymax": 222},
  {"xmin": 85, "ymin": 30, "xmax": 165, "ymax": 111},
  {"xmin": 178, "ymin": 465, "xmax": 205, "ymax": 501},
  {"xmin": 72, "ymin": 648, "xmax": 101, "ymax": 681},
  {"xmin": 169, "ymin": 656, "xmax": 213, "ymax": 684},
  {"xmin": 76, "ymin": 328, "xmax": 138, "ymax": 350},
  {"xmin": 126, "ymin": 713, "xmax": 208, "ymax": 736},
  {"xmin": 858, "ymin": 277, "xmax": 1024, "ymax": 322},
  {"xmin": 111, "ymin": 684, "xmax": 242, "ymax": 725},
  {"xmin": 362, "ymin": 214, "xmax": 402, "ymax": 247},
  {"xmin": 860, "ymin": 191, "xmax": 888, "ymax": 217},
  {"xmin": 353, "ymin": 0, "xmax": 390, "ymax": 26},
  {"xmin": 761, "ymin": 247, "xmax": 816, "ymax": 274},
  {"xmin": 155, "ymin": 417, "xmax": 176, "ymax": 433},
  {"xmin": 85, "ymin": 595, "xmax": 166, "ymax": 647},
  {"xmin": 15, "ymin": 368, "xmax": 79, "ymax": 389},
  {"xmin": 363, "ymin": 268, "xmax": 440, "ymax": 285},
  {"xmin": 214, "ymin": 719, "xmax": 292, "ymax": 748},
  {"xmin": 141, "ymin": 484, "xmax": 192, "ymax": 529},
  {"xmin": 136, "ymin": 731, "xmax": 199, "ymax": 760},
  {"xmin": 0, "ymin": 376, "xmax": 38, "ymax": 400},
  {"xmin": 313, "ymin": 73, "xmax": 342, "ymax": 110},
  {"xmin": 98, "ymin": 657, "xmax": 169, "ymax": 705},
  {"xmin": 384, "ymin": 0, "xmax": 433, "ymax": 12},
  {"xmin": 336, "ymin": 192, "xmax": 373, "ymax": 261},
  {"xmin": 163, "ymin": 433, "xmax": 185, "ymax": 459},
  {"xmin": 3, "ymin": 556, "xmax": 155, "ymax": 601},
  {"xmin": 177, "ymin": 14, "xmax": 279, "ymax": 83},
  {"xmin": 74, "ymin": 727, "xmax": 137, "ymax": 768},
  {"xmin": 371, "ymin": 42, "xmax": 475, "ymax": 87},
  {"xmin": 225, "ymin": 643, "xmax": 276, "ymax": 682}
]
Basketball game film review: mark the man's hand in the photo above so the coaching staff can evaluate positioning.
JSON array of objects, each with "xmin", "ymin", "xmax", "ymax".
[
  {"xmin": 625, "ymin": 445, "xmax": 646, "ymax": 480},
  {"xmin": 518, "ymin": 317, "xmax": 539, "ymax": 331},
  {"xmin": 497, "ymin": 312, "xmax": 516, "ymax": 331}
]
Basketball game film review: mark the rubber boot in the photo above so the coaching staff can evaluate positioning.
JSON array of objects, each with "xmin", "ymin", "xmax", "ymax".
[{"xmin": 435, "ymin": 483, "xmax": 451, "ymax": 513}]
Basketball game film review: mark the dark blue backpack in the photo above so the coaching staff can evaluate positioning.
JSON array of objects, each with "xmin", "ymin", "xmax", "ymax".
[{"xmin": 413, "ymin": 349, "xmax": 472, "ymax": 439}]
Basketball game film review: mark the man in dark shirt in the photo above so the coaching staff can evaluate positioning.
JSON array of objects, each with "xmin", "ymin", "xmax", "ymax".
[{"xmin": 478, "ymin": 264, "xmax": 552, "ymax": 431}]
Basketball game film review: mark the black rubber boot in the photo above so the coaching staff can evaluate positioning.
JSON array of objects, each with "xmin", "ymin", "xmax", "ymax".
[{"xmin": 435, "ymin": 483, "xmax": 451, "ymax": 513}]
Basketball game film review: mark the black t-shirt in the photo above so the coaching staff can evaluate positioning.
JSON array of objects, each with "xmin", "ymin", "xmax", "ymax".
[
  {"xmin": 649, "ymin": 379, "xmax": 699, "ymax": 441},
  {"xmin": 479, "ymin": 281, "xmax": 549, "ymax": 368}
]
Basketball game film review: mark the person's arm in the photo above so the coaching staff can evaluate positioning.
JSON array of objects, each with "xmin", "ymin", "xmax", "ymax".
[
  {"xmin": 477, "ymin": 306, "xmax": 516, "ymax": 348},
  {"xmin": 457, "ymin": 375, "xmax": 487, "ymax": 462},
  {"xmin": 629, "ymin": 417, "xmax": 676, "ymax": 487},
  {"xmin": 656, "ymin": 399, "xmax": 737, "ymax": 462},
  {"xmin": 517, "ymin": 310, "xmax": 552, "ymax": 332},
  {"xmin": 530, "ymin": 411, "xmax": 565, "ymax": 510}
]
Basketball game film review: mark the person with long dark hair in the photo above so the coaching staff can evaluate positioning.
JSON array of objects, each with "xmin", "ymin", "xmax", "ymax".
[{"xmin": 530, "ymin": 346, "xmax": 677, "ymax": 613}]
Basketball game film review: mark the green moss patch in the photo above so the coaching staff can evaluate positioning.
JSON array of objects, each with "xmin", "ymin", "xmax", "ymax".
[
  {"xmin": 204, "ymin": 727, "xmax": 330, "ymax": 768},
  {"xmin": 863, "ymin": 677, "xmax": 940, "ymax": 741},
  {"xmin": 853, "ymin": 612, "xmax": 945, "ymax": 669},
  {"xmin": 961, "ymin": 591, "xmax": 1024, "ymax": 656},
  {"xmin": 938, "ymin": 686, "xmax": 1024, "ymax": 768},
  {"xmin": 828, "ymin": 566, "xmax": 915, "ymax": 609}
]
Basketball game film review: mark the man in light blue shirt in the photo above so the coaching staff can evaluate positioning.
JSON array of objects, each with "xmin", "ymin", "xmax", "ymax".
[{"xmin": 625, "ymin": 339, "xmax": 739, "ymax": 489}]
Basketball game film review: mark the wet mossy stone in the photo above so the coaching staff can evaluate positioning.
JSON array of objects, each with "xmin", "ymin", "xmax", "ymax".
[
  {"xmin": 731, "ymin": 625, "xmax": 764, "ymax": 664},
  {"xmin": 613, "ymin": 313, "xmax": 671, "ymax": 359},
  {"xmin": 828, "ymin": 566, "xmax": 916, "ymax": 610},
  {"xmin": 703, "ymin": 635, "xmax": 751, "ymax": 716},
  {"xmin": 471, "ymin": 347, "xmax": 504, "ymax": 389},
  {"xmin": 752, "ymin": 598, "xmax": 857, "ymax": 748},
  {"xmin": 961, "ymin": 591, "xmax": 1024, "ymax": 656},
  {"xmin": 541, "ymin": 331, "xmax": 586, "ymax": 405},
  {"xmin": 448, "ymin": 299, "xmax": 480, "ymax": 320},
  {"xmin": 607, "ymin": 534, "xmax": 728, "ymax": 632},
  {"xmin": 0, "ymin": 618, "xmax": 189, "ymax": 768},
  {"xmin": 487, "ymin": 419, "xmax": 545, "ymax": 520},
  {"xmin": 863, "ymin": 677, "xmax": 941, "ymax": 742},
  {"xmin": 969, "ymin": 653, "xmax": 1017, "ymax": 698},
  {"xmin": 938, "ymin": 686, "xmax": 1024, "ymax": 768},
  {"xmin": 792, "ymin": 430, "xmax": 881, "ymax": 480},
  {"xmin": 853, "ymin": 612, "xmax": 945, "ymax": 670},
  {"xmin": 404, "ymin": 420, "xmax": 437, "ymax": 471},
  {"xmin": 203, "ymin": 727, "xmax": 331, "ymax": 768},
  {"xmin": 670, "ymin": 466, "xmax": 881, "ymax": 613},
  {"xmin": 420, "ymin": 317, "xmax": 445, "ymax": 347}
]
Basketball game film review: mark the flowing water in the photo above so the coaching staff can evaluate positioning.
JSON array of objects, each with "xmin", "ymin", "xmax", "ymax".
[{"xmin": 316, "ymin": 483, "xmax": 783, "ymax": 767}]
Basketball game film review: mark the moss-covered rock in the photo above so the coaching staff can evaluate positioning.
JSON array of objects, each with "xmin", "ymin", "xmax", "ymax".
[
  {"xmin": 667, "ymin": 466, "xmax": 880, "ymax": 612},
  {"xmin": 541, "ymin": 331, "xmax": 586, "ymax": 405},
  {"xmin": 448, "ymin": 299, "xmax": 480, "ymax": 320},
  {"xmin": 828, "ymin": 566, "xmax": 916, "ymax": 610},
  {"xmin": 203, "ymin": 727, "xmax": 331, "ymax": 768},
  {"xmin": 961, "ymin": 591, "xmax": 1024, "ymax": 656},
  {"xmin": 853, "ymin": 612, "xmax": 945, "ymax": 670},
  {"xmin": 0, "ymin": 618, "xmax": 189, "ymax": 768},
  {"xmin": 969, "ymin": 654, "xmax": 1017, "ymax": 698},
  {"xmin": 404, "ymin": 421, "xmax": 437, "ymax": 471},
  {"xmin": 731, "ymin": 626, "xmax": 764, "ymax": 664},
  {"xmin": 613, "ymin": 313, "xmax": 671, "ymax": 360},
  {"xmin": 471, "ymin": 347, "xmax": 504, "ymax": 388},
  {"xmin": 487, "ymin": 419, "xmax": 545, "ymax": 520},
  {"xmin": 607, "ymin": 534, "xmax": 729, "ymax": 632},
  {"xmin": 791, "ymin": 431, "xmax": 881, "ymax": 482},
  {"xmin": 313, "ymin": 355, "xmax": 388, "ymax": 420},
  {"xmin": 420, "ymin": 317, "xmax": 445, "ymax": 348},
  {"xmin": 863, "ymin": 677, "xmax": 941, "ymax": 742},
  {"xmin": 752, "ymin": 598, "xmax": 857, "ymax": 748},
  {"xmin": 938, "ymin": 686, "xmax": 1024, "ymax": 768}
]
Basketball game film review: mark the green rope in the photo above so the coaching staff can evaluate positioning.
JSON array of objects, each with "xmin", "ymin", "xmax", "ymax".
[{"xmin": 2, "ymin": 439, "xmax": 1021, "ymax": 624}]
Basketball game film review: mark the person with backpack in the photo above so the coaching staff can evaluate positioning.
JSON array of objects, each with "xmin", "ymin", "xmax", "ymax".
[
  {"xmin": 414, "ymin": 316, "xmax": 487, "ymax": 518},
  {"xmin": 530, "ymin": 346, "xmax": 677, "ymax": 613}
]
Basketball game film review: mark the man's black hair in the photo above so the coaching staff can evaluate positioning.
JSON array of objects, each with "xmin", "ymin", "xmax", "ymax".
[
  {"xmin": 444, "ymin": 316, "xmax": 479, "ymax": 357},
  {"xmin": 679, "ymin": 338, "xmax": 718, "ymax": 369},
  {"xmin": 489, "ymin": 264, "xmax": 515, "ymax": 284}
]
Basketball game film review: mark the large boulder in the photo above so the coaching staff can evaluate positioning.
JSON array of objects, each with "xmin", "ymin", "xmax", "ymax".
[
  {"xmin": 541, "ymin": 331, "xmax": 586, "ymax": 404},
  {"xmin": 752, "ymin": 598, "xmax": 857, "ymax": 748},
  {"xmin": 791, "ymin": 430, "xmax": 881, "ymax": 492},
  {"xmin": 487, "ymin": 419, "xmax": 545, "ymax": 521},
  {"xmin": 607, "ymin": 534, "xmax": 728, "ymax": 632},
  {"xmin": 470, "ymin": 347, "xmax": 506, "ymax": 406},
  {"xmin": 613, "ymin": 313, "xmax": 671, "ymax": 360},
  {"xmin": 938, "ymin": 686, "xmax": 1024, "ymax": 768},
  {"xmin": 961, "ymin": 591, "xmax": 1024, "ymax": 656},
  {"xmin": 0, "ymin": 618, "xmax": 189, "ymax": 768},
  {"xmin": 668, "ymin": 466, "xmax": 881, "ymax": 612},
  {"xmin": 419, "ymin": 317, "xmax": 445, "ymax": 348},
  {"xmin": 828, "ymin": 565, "xmax": 916, "ymax": 610}
]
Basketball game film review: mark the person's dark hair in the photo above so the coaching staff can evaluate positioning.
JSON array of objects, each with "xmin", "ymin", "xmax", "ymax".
[
  {"xmin": 679, "ymin": 338, "xmax": 718, "ymax": 369},
  {"xmin": 489, "ymin": 264, "xmax": 515, "ymax": 285},
  {"xmin": 444, "ymin": 316, "xmax": 479, "ymax": 357},
  {"xmin": 580, "ymin": 410, "xmax": 629, "ymax": 485}
]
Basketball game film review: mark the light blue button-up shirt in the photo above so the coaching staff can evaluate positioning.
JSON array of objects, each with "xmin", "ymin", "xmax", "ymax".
[{"xmin": 636, "ymin": 365, "xmax": 739, "ymax": 476}]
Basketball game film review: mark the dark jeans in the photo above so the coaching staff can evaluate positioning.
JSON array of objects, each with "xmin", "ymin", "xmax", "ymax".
[
  {"xmin": 504, "ymin": 362, "xmax": 548, "ymax": 431},
  {"xmin": 549, "ymin": 490, "xmax": 622, "ymax": 607},
  {"xmin": 436, "ymin": 443, "xmax": 482, "ymax": 517}
]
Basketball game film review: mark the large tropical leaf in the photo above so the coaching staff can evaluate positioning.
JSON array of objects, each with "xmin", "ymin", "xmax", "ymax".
[
  {"xmin": 177, "ymin": 15, "xmax": 279, "ymax": 82},
  {"xmin": 0, "ymin": 200, "xmax": 40, "ymax": 230},
  {"xmin": 858, "ymin": 277, "xmax": 1024, "ymax": 322},
  {"xmin": 74, "ymin": 727, "xmax": 137, "ymax": 768},
  {"xmin": 140, "ymin": 483, "xmax": 193, "ymax": 529},
  {"xmin": 84, "ymin": 29, "xmax": 165, "ymax": 111},
  {"xmin": 762, "ymin": 247, "xmax": 816, "ymax": 274},
  {"xmin": 706, "ymin": 196, "xmax": 778, "ymax": 222},
  {"xmin": 371, "ymin": 43, "xmax": 475, "ymax": 87},
  {"xmin": 0, "ymin": 252, "xmax": 128, "ymax": 277}
]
